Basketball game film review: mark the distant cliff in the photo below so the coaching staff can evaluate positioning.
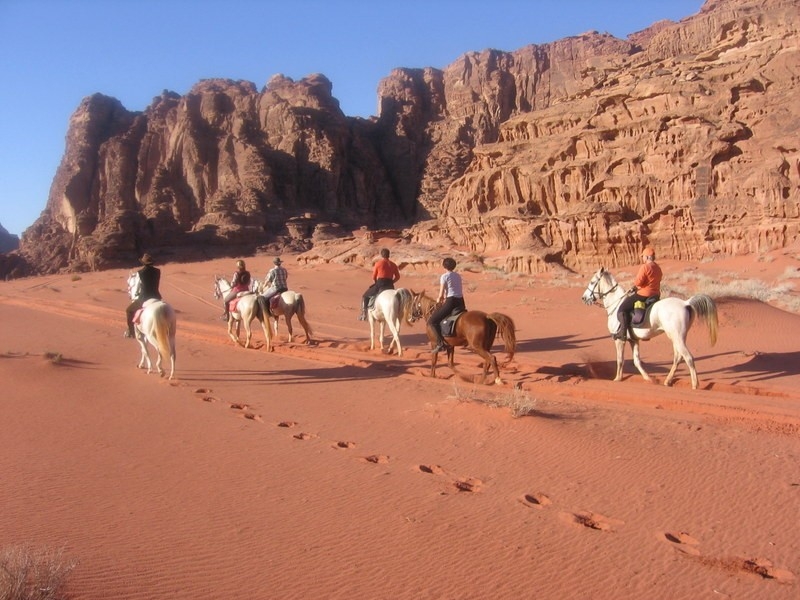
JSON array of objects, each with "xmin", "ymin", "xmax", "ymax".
[{"xmin": 7, "ymin": 0, "xmax": 799, "ymax": 276}]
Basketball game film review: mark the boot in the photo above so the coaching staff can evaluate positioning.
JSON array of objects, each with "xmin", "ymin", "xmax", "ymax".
[{"xmin": 220, "ymin": 312, "xmax": 229, "ymax": 321}]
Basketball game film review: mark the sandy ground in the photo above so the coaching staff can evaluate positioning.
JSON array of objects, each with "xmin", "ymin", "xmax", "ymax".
[{"xmin": 1, "ymin": 247, "xmax": 799, "ymax": 599}]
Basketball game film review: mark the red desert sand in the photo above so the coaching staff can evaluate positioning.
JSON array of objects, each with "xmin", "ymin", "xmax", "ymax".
[{"xmin": 1, "ymin": 246, "xmax": 799, "ymax": 599}]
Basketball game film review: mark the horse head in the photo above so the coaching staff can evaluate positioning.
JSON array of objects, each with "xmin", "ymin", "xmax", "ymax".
[
  {"xmin": 213, "ymin": 275, "xmax": 228, "ymax": 300},
  {"xmin": 582, "ymin": 267, "xmax": 619, "ymax": 306},
  {"xmin": 409, "ymin": 290, "xmax": 436, "ymax": 323}
]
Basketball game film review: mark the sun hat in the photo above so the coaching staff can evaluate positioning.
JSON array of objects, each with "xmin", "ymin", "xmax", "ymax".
[
  {"xmin": 140, "ymin": 253, "xmax": 154, "ymax": 265},
  {"xmin": 642, "ymin": 246, "xmax": 655, "ymax": 258},
  {"xmin": 273, "ymin": 257, "xmax": 282, "ymax": 265}
]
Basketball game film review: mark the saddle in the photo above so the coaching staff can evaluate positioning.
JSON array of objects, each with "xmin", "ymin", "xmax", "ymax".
[
  {"xmin": 440, "ymin": 308, "xmax": 466, "ymax": 337},
  {"xmin": 229, "ymin": 292, "xmax": 253, "ymax": 313},
  {"xmin": 132, "ymin": 299, "xmax": 159, "ymax": 324},
  {"xmin": 267, "ymin": 293, "xmax": 285, "ymax": 316},
  {"xmin": 631, "ymin": 296, "xmax": 659, "ymax": 326}
]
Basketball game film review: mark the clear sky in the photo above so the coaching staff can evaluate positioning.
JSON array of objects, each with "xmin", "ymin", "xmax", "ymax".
[{"xmin": 0, "ymin": 0, "xmax": 704, "ymax": 237}]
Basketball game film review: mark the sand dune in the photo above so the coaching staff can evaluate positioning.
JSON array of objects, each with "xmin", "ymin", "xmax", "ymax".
[{"xmin": 1, "ymin": 251, "xmax": 798, "ymax": 599}]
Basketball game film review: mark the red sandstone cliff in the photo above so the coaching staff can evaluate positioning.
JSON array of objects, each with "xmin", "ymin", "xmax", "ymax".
[{"xmin": 7, "ymin": 0, "xmax": 799, "ymax": 276}]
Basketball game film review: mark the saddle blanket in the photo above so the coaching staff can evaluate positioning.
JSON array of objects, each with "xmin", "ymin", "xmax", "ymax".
[
  {"xmin": 441, "ymin": 310, "xmax": 465, "ymax": 337},
  {"xmin": 631, "ymin": 296, "xmax": 659, "ymax": 325}
]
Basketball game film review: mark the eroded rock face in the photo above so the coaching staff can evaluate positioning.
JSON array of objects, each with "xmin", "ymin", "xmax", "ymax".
[
  {"xmin": 427, "ymin": 0, "xmax": 800, "ymax": 272},
  {"xmin": 10, "ymin": 0, "xmax": 799, "ymax": 276}
]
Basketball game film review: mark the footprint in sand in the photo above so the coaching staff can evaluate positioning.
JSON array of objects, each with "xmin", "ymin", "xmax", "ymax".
[
  {"xmin": 661, "ymin": 531, "xmax": 701, "ymax": 556},
  {"xmin": 561, "ymin": 510, "xmax": 621, "ymax": 532},
  {"xmin": 417, "ymin": 464, "xmax": 446, "ymax": 475},
  {"xmin": 519, "ymin": 492, "xmax": 552, "ymax": 509},
  {"xmin": 293, "ymin": 432, "xmax": 317, "ymax": 440},
  {"xmin": 277, "ymin": 420, "xmax": 299, "ymax": 428},
  {"xmin": 193, "ymin": 389, "xmax": 217, "ymax": 402},
  {"xmin": 452, "ymin": 477, "xmax": 483, "ymax": 493},
  {"xmin": 741, "ymin": 557, "xmax": 796, "ymax": 583},
  {"xmin": 333, "ymin": 441, "xmax": 356, "ymax": 449},
  {"xmin": 361, "ymin": 455, "xmax": 390, "ymax": 464},
  {"xmin": 229, "ymin": 403, "xmax": 248, "ymax": 411}
]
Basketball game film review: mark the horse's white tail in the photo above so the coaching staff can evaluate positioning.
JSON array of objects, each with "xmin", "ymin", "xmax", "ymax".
[
  {"xmin": 688, "ymin": 294, "xmax": 718, "ymax": 346},
  {"xmin": 155, "ymin": 304, "xmax": 177, "ymax": 371},
  {"xmin": 396, "ymin": 288, "xmax": 413, "ymax": 324}
]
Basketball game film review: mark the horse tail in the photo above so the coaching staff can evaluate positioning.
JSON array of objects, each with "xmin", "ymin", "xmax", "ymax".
[
  {"xmin": 687, "ymin": 294, "xmax": 718, "ymax": 346},
  {"xmin": 295, "ymin": 294, "xmax": 314, "ymax": 338},
  {"xmin": 256, "ymin": 295, "xmax": 268, "ymax": 322},
  {"xmin": 397, "ymin": 288, "xmax": 414, "ymax": 324},
  {"xmin": 488, "ymin": 312, "xmax": 517, "ymax": 362},
  {"xmin": 155, "ymin": 303, "xmax": 176, "ymax": 364}
]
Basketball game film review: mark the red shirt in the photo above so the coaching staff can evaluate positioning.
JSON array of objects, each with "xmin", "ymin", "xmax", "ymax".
[
  {"xmin": 373, "ymin": 258, "xmax": 400, "ymax": 282},
  {"xmin": 634, "ymin": 261, "xmax": 662, "ymax": 297}
]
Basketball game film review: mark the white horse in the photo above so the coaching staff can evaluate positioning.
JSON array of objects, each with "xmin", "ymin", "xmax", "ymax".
[
  {"xmin": 252, "ymin": 278, "xmax": 313, "ymax": 344},
  {"xmin": 366, "ymin": 288, "xmax": 414, "ymax": 356},
  {"xmin": 581, "ymin": 267, "xmax": 718, "ymax": 389},
  {"xmin": 126, "ymin": 272, "xmax": 177, "ymax": 380},
  {"xmin": 213, "ymin": 276, "xmax": 272, "ymax": 350}
]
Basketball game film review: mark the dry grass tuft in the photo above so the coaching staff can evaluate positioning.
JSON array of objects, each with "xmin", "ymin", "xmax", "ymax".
[
  {"xmin": 0, "ymin": 545, "xmax": 76, "ymax": 600},
  {"xmin": 449, "ymin": 382, "xmax": 538, "ymax": 418},
  {"xmin": 42, "ymin": 352, "xmax": 63, "ymax": 365}
]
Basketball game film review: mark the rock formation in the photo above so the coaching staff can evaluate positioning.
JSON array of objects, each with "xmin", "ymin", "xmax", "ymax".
[{"xmin": 7, "ymin": 0, "xmax": 799, "ymax": 276}]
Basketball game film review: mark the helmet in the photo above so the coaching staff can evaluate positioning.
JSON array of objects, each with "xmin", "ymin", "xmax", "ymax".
[
  {"xmin": 642, "ymin": 246, "xmax": 655, "ymax": 259},
  {"xmin": 442, "ymin": 257, "xmax": 456, "ymax": 270},
  {"xmin": 236, "ymin": 260, "xmax": 246, "ymax": 269}
]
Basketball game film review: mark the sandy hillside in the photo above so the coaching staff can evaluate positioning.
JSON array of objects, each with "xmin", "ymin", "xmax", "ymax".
[{"xmin": 1, "ymin": 247, "xmax": 799, "ymax": 600}]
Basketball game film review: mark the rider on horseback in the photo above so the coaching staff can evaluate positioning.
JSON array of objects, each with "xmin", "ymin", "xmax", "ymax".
[
  {"xmin": 261, "ymin": 257, "xmax": 288, "ymax": 308},
  {"xmin": 359, "ymin": 248, "xmax": 400, "ymax": 321},
  {"xmin": 125, "ymin": 253, "xmax": 162, "ymax": 338},
  {"xmin": 428, "ymin": 257, "xmax": 466, "ymax": 354},
  {"xmin": 221, "ymin": 259, "xmax": 251, "ymax": 320},
  {"xmin": 614, "ymin": 246, "xmax": 662, "ymax": 341}
]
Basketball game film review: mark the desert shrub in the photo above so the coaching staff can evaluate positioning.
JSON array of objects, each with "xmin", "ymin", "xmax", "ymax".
[
  {"xmin": 449, "ymin": 382, "xmax": 538, "ymax": 418},
  {"xmin": 0, "ymin": 545, "xmax": 76, "ymax": 600},
  {"xmin": 42, "ymin": 352, "xmax": 63, "ymax": 364}
]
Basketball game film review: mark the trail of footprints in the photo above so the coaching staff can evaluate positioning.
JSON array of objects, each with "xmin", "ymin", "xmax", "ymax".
[{"xmin": 191, "ymin": 387, "xmax": 796, "ymax": 587}]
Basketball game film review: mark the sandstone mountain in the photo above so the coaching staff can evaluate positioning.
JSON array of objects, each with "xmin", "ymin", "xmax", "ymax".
[
  {"xmin": 0, "ymin": 223, "xmax": 19, "ymax": 255},
  {"xmin": 5, "ymin": 0, "xmax": 798, "ymax": 277}
]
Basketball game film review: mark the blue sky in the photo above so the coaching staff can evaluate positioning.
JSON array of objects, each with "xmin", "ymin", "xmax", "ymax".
[{"xmin": 0, "ymin": 0, "xmax": 703, "ymax": 237}]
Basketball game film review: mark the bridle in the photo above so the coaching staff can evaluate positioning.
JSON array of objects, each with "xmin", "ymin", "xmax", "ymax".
[
  {"xmin": 583, "ymin": 271, "xmax": 620, "ymax": 306},
  {"xmin": 410, "ymin": 294, "xmax": 435, "ymax": 323}
]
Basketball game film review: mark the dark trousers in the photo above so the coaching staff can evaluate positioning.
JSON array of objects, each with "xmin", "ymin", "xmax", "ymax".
[
  {"xmin": 362, "ymin": 278, "xmax": 395, "ymax": 310},
  {"xmin": 427, "ymin": 297, "xmax": 466, "ymax": 344},
  {"xmin": 617, "ymin": 293, "xmax": 649, "ymax": 334}
]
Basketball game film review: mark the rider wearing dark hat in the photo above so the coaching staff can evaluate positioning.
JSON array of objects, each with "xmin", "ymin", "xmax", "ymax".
[
  {"xmin": 261, "ymin": 257, "xmax": 288, "ymax": 304},
  {"xmin": 125, "ymin": 253, "xmax": 162, "ymax": 338},
  {"xmin": 614, "ymin": 246, "xmax": 662, "ymax": 341},
  {"xmin": 222, "ymin": 259, "xmax": 251, "ymax": 320}
]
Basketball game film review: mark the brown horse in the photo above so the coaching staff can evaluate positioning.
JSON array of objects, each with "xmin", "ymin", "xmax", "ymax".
[{"xmin": 410, "ymin": 290, "xmax": 516, "ymax": 385}]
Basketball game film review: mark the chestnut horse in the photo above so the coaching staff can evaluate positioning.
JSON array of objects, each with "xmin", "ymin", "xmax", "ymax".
[{"xmin": 409, "ymin": 290, "xmax": 516, "ymax": 384}]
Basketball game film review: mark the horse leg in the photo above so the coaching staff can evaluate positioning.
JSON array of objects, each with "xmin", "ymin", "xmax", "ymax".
[
  {"xmin": 630, "ymin": 340, "xmax": 653, "ymax": 383},
  {"xmin": 664, "ymin": 335, "xmax": 698, "ymax": 389},
  {"xmin": 368, "ymin": 317, "xmax": 376, "ymax": 350},
  {"xmin": 227, "ymin": 317, "xmax": 239, "ymax": 345},
  {"xmin": 474, "ymin": 346, "xmax": 501, "ymax": 385},
  {"xmin": 284, "ymin": 311, "xmax": 294, "ymax": 343},
  {"xmin": 153, "ymin": 339, "xmax": 165, "ymax": 377},
  {"xmin": 243, "ymin": 318, "xmax": 252, "ymax": 349},
  {"xmin": 137, "ymin": 336, "xmax": 150, "ymax": 372},
  {"xmin": 613, "ymin": 338, "xmax": 626, "ymax": 382},
  {"xmin": 296, "ymin": 309, "xmax": 312, "ymax": 343},
  {"xmin": 386, "ymin": 318, "xmax": 402, "ymax": 356}
]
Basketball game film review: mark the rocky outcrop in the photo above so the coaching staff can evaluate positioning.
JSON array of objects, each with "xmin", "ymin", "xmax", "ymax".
[
  {"xmin": 0, "ymin": 223, "xmax": 18, "ymax": 254},
  {"xmin": 8, "ymin": 0, "xmax": 799, "ymax": 276}
]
